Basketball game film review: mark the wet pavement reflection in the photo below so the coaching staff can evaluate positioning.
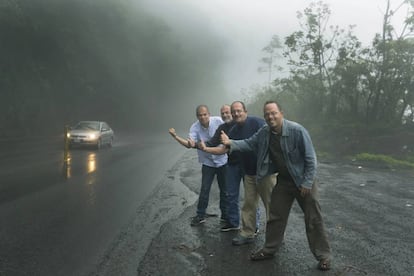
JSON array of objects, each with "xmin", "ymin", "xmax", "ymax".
[{"xmin": 62, "ymin": 150, "xmax": 98, "ymax": 179}]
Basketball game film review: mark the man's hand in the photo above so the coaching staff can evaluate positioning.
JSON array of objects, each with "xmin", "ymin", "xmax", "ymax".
[
  {"xmin": 299, "ymin": 186, "xmax": 311, "ymax": 197},
  {"xmin": 168, "ymin": 128, "xmax": 177, "ymax": 138},
  {"xmin": 187, "ymin": 138, "xmax": 196, "ymax": 148},
  {"xmin": 198, "ymin": 140, "xmax": 206, "ymax": 151},
  {"xmin": 220, "ymin": 130, "xmax": 231, "ymax": 146}
]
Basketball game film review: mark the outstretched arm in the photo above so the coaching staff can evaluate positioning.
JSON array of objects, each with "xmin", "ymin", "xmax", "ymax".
[
  {"xmin": 221, "ymin": 128, "xmax": 263, "ymax": 153},
  {"xmin": 198, "ymin": 140, "xmax": 228, "ymax": 155},
  {"xmin": 169, "ymin": 128, "xmax": 195, "ymax": 148}
]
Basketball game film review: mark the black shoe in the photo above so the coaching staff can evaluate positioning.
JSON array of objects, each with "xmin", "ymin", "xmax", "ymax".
[
  {"xmin": 232, "ymin": 234, "xmax": 255, "ymax": 245},
  {"xmin": 190, "ymin": 216, "xmax": 206, "ymax": 226},
  {"xmin": 220, "ymin": 223, "xmax": 240, "ymax": 232}
]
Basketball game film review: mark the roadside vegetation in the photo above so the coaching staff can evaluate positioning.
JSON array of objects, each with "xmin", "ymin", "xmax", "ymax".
[
  {"xmin": 245, "ymin": 0, "xmax": 414, "ymax": 169},
  {"xmin": 354, "ymin": 153, "xmax": 414, "ymax": 169}
]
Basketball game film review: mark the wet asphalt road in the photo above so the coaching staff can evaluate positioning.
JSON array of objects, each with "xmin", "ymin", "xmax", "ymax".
[
  {"xmin": 1, "ymin": 135, "xmax": 413, "ymax": 276},
  {"xmin": 0, "ymin": 133, "xmax": 185, "ymax": 276},
  {"xmin": 137, "ymin": 151, "xmax": 414, "ymax": 276}
]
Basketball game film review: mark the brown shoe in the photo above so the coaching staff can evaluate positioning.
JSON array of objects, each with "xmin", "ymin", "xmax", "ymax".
[
  {"xmin": 317, "ymin": 259, "xmax": 331, "ymax": 271},
  {"xmin": 250, "ymin": 249, "xmax": 274, "ymax": 261}
]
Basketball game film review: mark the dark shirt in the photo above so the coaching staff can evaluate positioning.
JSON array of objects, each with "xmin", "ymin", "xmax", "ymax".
[
  {"xmin": 269, "ymin": 130, "xmax": 294, "ymax": 182},
  {"xmin": 228, "ymin": 116, "xmax": 265, "ymax": 175},
  {"xmin": 206, "ymin": 121, "xmax": 238, "ymax": 164}
]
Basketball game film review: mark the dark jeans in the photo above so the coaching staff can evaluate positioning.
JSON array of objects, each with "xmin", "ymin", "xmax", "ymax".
[
  {"xmin": 197, "ymin": 164, "xmax": 227, "ymax": 218},
  {"xmin": 225, "ymin": 163, "xmax": 243, "ymax": 227}
]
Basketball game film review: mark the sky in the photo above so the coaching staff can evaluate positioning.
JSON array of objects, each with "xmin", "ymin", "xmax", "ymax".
[{"xmin": 140, "ymin": 0, "xmax": 410, "ymax": 103}]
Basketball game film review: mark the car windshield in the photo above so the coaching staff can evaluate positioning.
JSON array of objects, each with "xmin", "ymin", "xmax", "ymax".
[{"xmin": 73, "ymin": 122, "xmax": 100, "ymax": 130}]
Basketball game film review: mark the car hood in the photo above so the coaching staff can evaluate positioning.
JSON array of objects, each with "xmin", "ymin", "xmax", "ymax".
[{"xmin": 69, "ymin": 129, "xmax": 100, "ymax": 135}]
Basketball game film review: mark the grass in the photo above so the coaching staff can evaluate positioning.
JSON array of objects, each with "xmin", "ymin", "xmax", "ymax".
[{"xmin": 354, "ymin": 153, "xmax": 414, "ymax": 169}]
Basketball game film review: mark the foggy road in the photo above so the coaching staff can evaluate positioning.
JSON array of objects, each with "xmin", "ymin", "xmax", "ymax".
[{"xmin": 0, "ymin": 133, "xmax": 185, "ymax": 276}]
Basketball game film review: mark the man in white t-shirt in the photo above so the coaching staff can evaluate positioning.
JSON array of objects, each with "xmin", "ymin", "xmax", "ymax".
[{"xmin": 169, "ymin": 105, "xmax": 228, "ymax": 226}]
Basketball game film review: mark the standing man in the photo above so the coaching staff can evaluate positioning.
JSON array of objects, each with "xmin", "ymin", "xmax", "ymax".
[
  {"xmin": 204, "ymin": 104, "xmax": 233, "ymax": 222},
  {"xmin": 205, "ymin": 104, "xmax": 234, "ymax": 151},
  {"xmin": 221, "ymin": 100, "xmax": 331, "ymax": 271},
  {"xmin": 169, "ymin": 105, "xmax": 227, "ymax": 226},
  {"xmin": 201, "ymin": 101, "xmax": 276, "ymax": 244}
]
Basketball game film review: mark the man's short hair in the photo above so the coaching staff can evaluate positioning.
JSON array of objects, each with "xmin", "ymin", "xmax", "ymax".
[
  {"xmin": 231, "ymin": 101, "xmax": 247, "ymax": 112},
  {"xmin": 196, "ymin": 104, "xmax": 209, "ymax": 115},
  {"xmin": 264, "ymin": 100, "xmax": 282, "ymax": 111}
]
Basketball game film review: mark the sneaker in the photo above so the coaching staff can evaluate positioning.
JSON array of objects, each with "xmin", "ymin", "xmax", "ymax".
[
  {"xmin": 190, "ymin": 216, "xmax": 206, "ymax": 226},
  {"xmin": 232, "ymin": 234, "xmax": 255, "ymax": 245},
  {"xmin": 220, "ymin": 223, "xmax": 240, "ymax": 232}
]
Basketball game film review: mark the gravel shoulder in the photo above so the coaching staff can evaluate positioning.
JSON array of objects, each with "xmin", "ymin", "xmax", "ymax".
[{"xmin": 133, "ymin": 151, "xmax": 413, "ymax": 275}]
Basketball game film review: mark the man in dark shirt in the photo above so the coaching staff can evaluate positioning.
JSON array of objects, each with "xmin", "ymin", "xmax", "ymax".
[
  {"xmin": 200, "ymin": 101, "xmax": 276, "ymax": 245},
  {"xmin": 203, "ymin": 104, "xmax": 233, "ymax": 221}
]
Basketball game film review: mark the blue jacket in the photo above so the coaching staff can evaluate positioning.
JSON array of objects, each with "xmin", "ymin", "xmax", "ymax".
[{"xmin": 230, "ymin": 118, "xmax": 317, "ymax": 189}]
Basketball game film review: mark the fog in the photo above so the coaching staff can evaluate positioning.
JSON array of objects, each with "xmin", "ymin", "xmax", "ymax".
[
  {"xmin": 0, "ymin": 0, "xmax": 232, "ymax": 135},
  {"xmin": 0, "ymin": 0, "xmax": 408, "ymax": 136},
  {"xmin": 139, "ymin": 0, "xmax": 407, "ymax": 103}
]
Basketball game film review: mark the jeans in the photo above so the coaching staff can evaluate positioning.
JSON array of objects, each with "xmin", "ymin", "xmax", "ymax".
[
  {"xmin": 197, "ymin": 164, "xmax": 227, "ymax": 218},
  {"xmin": 225, "ymin": 164, "xmax": 243, "ymax": 227}
]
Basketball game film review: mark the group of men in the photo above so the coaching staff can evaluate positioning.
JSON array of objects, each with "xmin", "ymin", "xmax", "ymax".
[{"xmin": 168, "ymin": 100, "xmax": 331, "ymax": 271}]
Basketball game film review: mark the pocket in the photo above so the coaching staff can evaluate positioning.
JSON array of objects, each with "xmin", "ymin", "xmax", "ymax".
[{"xmin": 288, "ymin": 147, "xmax": 300, "ymax": 162}]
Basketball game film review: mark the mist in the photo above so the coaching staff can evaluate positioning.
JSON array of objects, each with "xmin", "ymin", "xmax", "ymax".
[
  {"xmin": 0, "ymin": 0, "xmax": 237, "ymax": 137},
  {"xmin": 2, "ymin": 0, "xmax": 411, "ymax": 138}
]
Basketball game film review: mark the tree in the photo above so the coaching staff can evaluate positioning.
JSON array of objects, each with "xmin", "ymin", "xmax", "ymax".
[
  {"xmin": 258, "ymin": 35, "xmax": 283, "ymax": 91},
  {"xmin": 364, "ymin": 0, "xmax": 414, "ymax": 126},
  {"xmin": 282, "ymin": 1, "xmax": 352, "ymax": 119},
  {"xmin": 249, "ymin": 0, "xmax": 414, "ymax": 130}
]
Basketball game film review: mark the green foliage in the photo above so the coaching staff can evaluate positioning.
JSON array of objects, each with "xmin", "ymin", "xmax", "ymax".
[
  {"xmin": 316, "ymin": 151, "xmax": 331, "ymax": 160},
  {"xmin": 250, "ymin": 0, "xmax": 414, "ymax": 131},
  {"xmin": 355, "ymin": 153, "xmax": 414, "ymax": 169}
]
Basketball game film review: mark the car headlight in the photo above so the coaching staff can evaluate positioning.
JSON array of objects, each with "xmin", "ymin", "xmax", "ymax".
[
  {"xmin": 66, "ymin": 133, "xmax": 71, "ymax": 138},
  {"xmin": 89, "ymin": 133, "xmax": 97, "ymax": 139}
]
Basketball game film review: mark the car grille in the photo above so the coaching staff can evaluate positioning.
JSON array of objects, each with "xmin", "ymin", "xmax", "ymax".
[{"xmin": 71, "ymin": 135, "xmax": 88, "ymax": 138}]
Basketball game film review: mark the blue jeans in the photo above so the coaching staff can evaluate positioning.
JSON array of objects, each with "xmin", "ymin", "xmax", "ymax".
[
  {"xmin": 226, "ymin": 164, "xmax": 243, "ymax": 227},
  {"xmin": 226, "ymin": 164, "xmax": 261, "ymax": 228},
  {"xmin": 197, "ymin": 164, "xmax": 227, "ymax": 218}
]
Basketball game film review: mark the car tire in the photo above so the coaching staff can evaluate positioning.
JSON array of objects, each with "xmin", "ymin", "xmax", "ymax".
[
  {"xmin": 96, "ymin": 139, "xmax": 102, "ymax": 150},
  {"xmin": 108, "ymin": 137, "xmax": 113, "ymax": 147}
]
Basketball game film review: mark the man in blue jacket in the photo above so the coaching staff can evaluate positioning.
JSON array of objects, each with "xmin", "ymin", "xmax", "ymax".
[{"xmin": 220, "ymin": 100, "xmax": 331, "ymax": 271}]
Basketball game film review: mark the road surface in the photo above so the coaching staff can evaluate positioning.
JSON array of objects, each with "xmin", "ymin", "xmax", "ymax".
[
  {"xmin": 1, "ymin": 134, "xmax": 413, "ymax": 275},
  {"xmin": 0, "ymin": 133, "xmax": 186, "ymax": 276}
]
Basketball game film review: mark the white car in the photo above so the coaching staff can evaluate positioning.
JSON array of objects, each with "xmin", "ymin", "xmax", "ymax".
[{"xmin": 67, "ymin": 121, "xmax": 114, "ymax": 149}]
